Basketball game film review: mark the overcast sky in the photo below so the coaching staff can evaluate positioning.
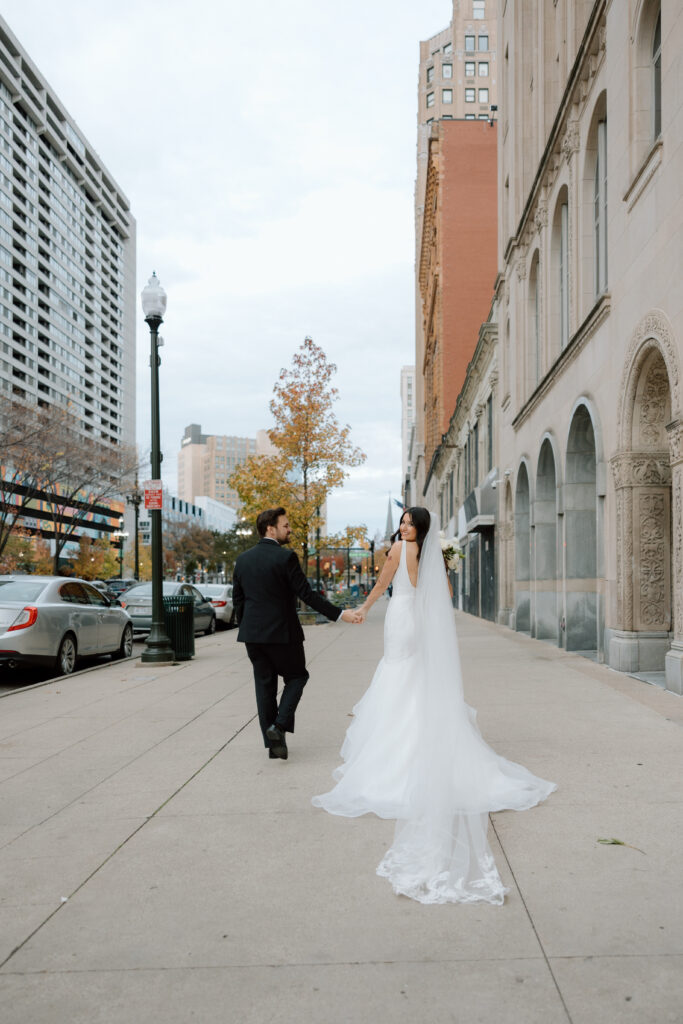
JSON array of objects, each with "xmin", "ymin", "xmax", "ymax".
[{"xmin": 2, "ymin": 0, "xmax": 450, "ymax": 537}]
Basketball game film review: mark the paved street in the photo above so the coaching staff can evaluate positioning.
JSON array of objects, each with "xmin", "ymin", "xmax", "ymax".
[{"xmin": 0, "ymin": 606, "xmax": 681, "ymax": 1024}]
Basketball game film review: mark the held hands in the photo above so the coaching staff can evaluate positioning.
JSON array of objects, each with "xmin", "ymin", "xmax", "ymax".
[{"xmin": 341, "ymin": 607, "xmax": 365, "ymax": 625}]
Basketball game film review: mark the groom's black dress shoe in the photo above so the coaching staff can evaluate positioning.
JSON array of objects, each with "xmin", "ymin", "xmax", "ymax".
[{"xmin": 266, "ymin": 724, "xmax": 288, "ymax": 760}]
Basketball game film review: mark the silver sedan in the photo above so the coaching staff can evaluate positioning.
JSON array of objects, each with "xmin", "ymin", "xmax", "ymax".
[
  {"xmin": 119, "ymin": 581, "xmax": 216, "ymax": 636},
  {"xmin": 0, "ymin": 576, "xmax": 134, "ymax": 676},
  {"xmin": 199, "ymin": 583, "xmax": 235, "ymax": 628}
]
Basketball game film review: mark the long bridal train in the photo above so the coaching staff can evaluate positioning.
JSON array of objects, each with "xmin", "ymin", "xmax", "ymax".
[{"xmin": 312, "ymin": 512, "xmax": 556, "ymax": 905}]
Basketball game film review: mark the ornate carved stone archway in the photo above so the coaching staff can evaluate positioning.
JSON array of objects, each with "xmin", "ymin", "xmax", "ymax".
[{"xmin": 611, "ymin": 311, "xmax": 683, "ymax": 688}]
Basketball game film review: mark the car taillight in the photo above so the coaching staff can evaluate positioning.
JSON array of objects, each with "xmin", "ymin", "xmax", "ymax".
[
  {"xmin": 8, "ymin": 606, "xmax": 38, "ymax": 631},
  {"xmin": 211, "ymin": 600, "xmax": 227, "ymax": 607},
  {"xmin": 119, "ymin": 600, "xmax": 127, "ymax": 608}
]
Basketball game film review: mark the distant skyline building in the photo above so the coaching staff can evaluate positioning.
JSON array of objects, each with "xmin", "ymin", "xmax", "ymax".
[
  {"xmin": 177, "ymin": 423, "xmax": 256, "ymax": 510},
  {"xmin": 0, "ymin": 15, "xmax": 136, "ymax": 448},
  {"xmin": 400, "ymin": 365, "xmax": 415, "ymax": 486}
]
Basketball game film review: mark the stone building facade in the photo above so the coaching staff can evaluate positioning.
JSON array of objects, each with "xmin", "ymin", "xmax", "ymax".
[
  {"xmin": 426, "ymin": 304, "xmax": 499, "ymax": 621},
  {"xmin": 494, "ymin": 0, "xmax": 683, "ymax": 691}
]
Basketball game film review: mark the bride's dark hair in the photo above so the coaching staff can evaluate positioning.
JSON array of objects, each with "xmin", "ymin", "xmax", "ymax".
[{"xmin": 392, "ymin": 506, "xmax": 431, "ymax": 560}]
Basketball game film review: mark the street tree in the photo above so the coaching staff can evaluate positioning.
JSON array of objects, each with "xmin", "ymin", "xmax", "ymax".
[
  {"xmin": 70, "ymin": 537, "xmax": 119, "ymax": 581},
  {"xmin": 0, "ymin": 399, "xmax": 138, "ymax": 572},
  {"xmin": 37, "ymin": 411, "xmax": 138, "ymax": 573},
  {"xmin": 0, "ymin": 400, "xmax": 53, "ymax": 561},
  {"xmin": 229, "ymin": 337, "xmax": 365, "ymax": 569},
  {"xmin": 163, "ymin": 521, "xmax": 216, "ymax": 578},
  {"xmin": 211, "ymin": 522, "xmax": 257, "ymax": 578}
]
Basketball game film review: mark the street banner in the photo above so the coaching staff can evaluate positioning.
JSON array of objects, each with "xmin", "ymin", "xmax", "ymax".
[{"xmin": 144, "ymin": 480, "xmax": 163, "ymax": 510}]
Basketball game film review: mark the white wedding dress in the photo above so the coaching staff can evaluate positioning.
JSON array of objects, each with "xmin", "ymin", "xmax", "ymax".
[{"xmin": 313, "ymin": 515, "xmax": 556, "ymax": 905}]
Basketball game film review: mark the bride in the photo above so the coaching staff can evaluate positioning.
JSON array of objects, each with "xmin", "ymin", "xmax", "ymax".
[{"xmin": 312, "ymin": 507, "xmax": 556, "ymax": 905}]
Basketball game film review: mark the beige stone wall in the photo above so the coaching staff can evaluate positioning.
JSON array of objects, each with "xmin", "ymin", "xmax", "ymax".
[{"xmin": 495, "ymin": 0, "xmax": 683, "ymax": 688}]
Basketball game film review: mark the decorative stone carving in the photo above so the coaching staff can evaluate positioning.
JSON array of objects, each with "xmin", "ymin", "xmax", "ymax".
[
  {"xmin": 667, "ymin": 419, "xmax": 683, "ymax": 467},
  {"xmin": 638, "ymin": 360, "xmax": 670, "ymax": 448},
  {"xmin": 673, "ymin": 470, "xmax": 683, "ymax": 641},
  {"xmin": 634, "ymin": 490, "xmax": 670, "ymax": 632},
  {"xmin": 516, "ymin": 258, "xmax": 527, "ymax": 281},
  {"xmin": 618, "ymin": 311, "xmax": 681, "ymax": 447},
  {"xmin": 611, "ymin": 453, "xmax": 671, "ymax": 488},
  {"xmin": 534, "ymin": 204, "xmax": 548, "ymax": 231},
  {"xmin": 561, "ymin": 122, "xmax": 580, "ymax": 163}
]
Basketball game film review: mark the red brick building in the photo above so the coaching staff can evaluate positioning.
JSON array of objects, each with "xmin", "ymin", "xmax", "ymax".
[{"xmin": 418, "ymin": 119, "xmax": 498, "ymax": 473}]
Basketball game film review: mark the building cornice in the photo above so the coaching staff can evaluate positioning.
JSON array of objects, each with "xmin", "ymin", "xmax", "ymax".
[{"xmin": 511, "ymin": 292, "xmax": 611, "ymax": 430}]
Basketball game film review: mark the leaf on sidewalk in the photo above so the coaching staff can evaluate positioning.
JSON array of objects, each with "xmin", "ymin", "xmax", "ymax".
[{"xmin": 597, "ymin": 837, "xmax": 646, "ymax": 855}]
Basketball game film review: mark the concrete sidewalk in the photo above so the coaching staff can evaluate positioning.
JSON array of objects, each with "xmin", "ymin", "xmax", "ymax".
[{"xmin": 0, "ymin": 608, "xmax": 681, "ymax": 1024}]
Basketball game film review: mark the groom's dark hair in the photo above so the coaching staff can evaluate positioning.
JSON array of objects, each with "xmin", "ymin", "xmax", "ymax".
[{"xmin": 257, "ymin": 506, "xmax": 286, "ymax": 537}]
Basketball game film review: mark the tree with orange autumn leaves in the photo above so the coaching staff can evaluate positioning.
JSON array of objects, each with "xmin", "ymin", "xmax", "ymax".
[{"xmin": 229, "ymin": 337, "xmax": 366, "ymax": 569}]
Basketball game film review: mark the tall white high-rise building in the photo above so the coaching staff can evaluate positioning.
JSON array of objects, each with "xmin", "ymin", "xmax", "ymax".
[
  {"xmin": 0, "ymin": 16, "xmax": 136, "ymax": 448},
  {"xmin": 400, "ymin": 365, "xmax": 416, "ymax": 485}
]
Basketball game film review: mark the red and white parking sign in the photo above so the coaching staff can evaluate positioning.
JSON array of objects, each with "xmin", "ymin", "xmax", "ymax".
[{"xmin": 144, "ymin": 480, "xmax": 163, "ymax": 510}]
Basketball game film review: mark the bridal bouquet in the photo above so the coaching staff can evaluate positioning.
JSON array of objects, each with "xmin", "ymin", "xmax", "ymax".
[{"xmin": 439, "ymin": 534, "xmax": 464, "ymax": 572}]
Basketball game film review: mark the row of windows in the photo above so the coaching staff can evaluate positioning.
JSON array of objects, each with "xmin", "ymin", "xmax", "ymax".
[
  {"xmin": 426, "ymin": 87, "xmax": 489, "ymax": 107},
  {"xmin": 427, "ymin": 61, "xmax": 489, "ymax": 84},
  {"xmin": 465, "ymin": 34, "xmax": 488, "ymax": 52},
  {"xmin": 427, "ymin": 115, "xmax": 491, "ymax": 123}
]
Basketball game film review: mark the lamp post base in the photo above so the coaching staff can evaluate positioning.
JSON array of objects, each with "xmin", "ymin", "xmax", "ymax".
[{"xmin": 141, "ymin": 624, "xmax": 175, "ymax": 664}]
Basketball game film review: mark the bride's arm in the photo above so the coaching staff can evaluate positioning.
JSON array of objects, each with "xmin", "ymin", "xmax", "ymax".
[{"xmin": 355, "ymin": 541, "xmax": 402, "ymax": 621}]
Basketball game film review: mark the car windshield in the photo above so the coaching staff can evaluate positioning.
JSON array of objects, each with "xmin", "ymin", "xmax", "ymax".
[
  {"xmin": 125, "ymin": 583, "xmax": 179, "ymax": 598},
  {"xmin": 0, "ymin": 580, "xmax": 49, "ymax": 602},
  {"xmin": 201, "ymin": 585, "xmax": 225, "ymax": 596}
]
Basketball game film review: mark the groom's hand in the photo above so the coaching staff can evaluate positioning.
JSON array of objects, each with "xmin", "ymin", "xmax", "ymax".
[{"xmin": 340, "ymin": 609, "xmax": 362, "ymax": 624}]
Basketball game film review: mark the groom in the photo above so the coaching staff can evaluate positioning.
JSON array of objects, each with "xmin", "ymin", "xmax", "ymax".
[{"xmin": 232, "ymin": 506, "xmax": 359, "ymax": 760}]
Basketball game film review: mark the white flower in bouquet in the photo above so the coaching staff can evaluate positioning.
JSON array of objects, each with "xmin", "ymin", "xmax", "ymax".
[{"xmin": 439, "ymin": 533, "xmax": 464, "ymax": 572}]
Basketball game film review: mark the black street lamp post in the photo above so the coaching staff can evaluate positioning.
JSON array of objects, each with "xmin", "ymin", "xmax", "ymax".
[
  {"xmin": 112, "ymin": 523, "xmax": 128, "ymax": 578},
  {"xmin": 140, "ymin": 273, "xmax": 174, "ymax": 664},
  {"xmin": 315, "ymin": 505, "xmax": 321, "ymax": 591},
  {"xmin": 127, "ymin": 475, "xmax": 143, "ymax": 581}
]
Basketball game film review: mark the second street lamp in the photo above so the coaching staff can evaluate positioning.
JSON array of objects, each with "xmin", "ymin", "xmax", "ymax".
[
  {"xmin": 140, "ymin": 272, "xmax": 174, "ymax": 664},
  {"xmin": 127, "ymin": 475, "xmax": 143, "ymax": 581}
]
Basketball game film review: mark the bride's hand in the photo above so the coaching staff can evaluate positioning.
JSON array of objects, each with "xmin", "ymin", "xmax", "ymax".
[{"xmin": 355, "ymin": 604, "xmax": 368, "ymax": 623}]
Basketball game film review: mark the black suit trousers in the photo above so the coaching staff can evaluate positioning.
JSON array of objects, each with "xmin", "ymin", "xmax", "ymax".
[{"xmin": 245, "ymin": 641, "xmax": 310, "ymax": 745}]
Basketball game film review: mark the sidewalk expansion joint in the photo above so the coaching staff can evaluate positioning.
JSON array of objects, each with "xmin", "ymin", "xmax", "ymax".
[{"xmin": 489, "ymin": 814, "xmax": 574, "ymax": 1024}]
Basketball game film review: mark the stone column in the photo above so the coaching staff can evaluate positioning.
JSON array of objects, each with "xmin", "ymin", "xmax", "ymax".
[
  {"xmin": 665, "ymin": 420, "xmax": 683, "ymax": 693},
  {"xmin": 609, "ymin": 451, "xmax": 672, "ymax": 674}
]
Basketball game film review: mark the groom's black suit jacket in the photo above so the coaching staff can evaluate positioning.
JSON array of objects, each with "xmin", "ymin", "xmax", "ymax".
[{"xmin": 232, "ymin": 539, "xmax": 341, "ymax": 644}]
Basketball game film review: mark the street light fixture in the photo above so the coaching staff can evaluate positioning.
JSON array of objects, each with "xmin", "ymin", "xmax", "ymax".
[
  {"xmin": 127, "ymin": 475, "xmax": 143, "ymax": 581},
  {"xmin": 112, "ymin": 527, "xmax": 129, "ymax": 577},
  {"xmin": 140, "ymin": 272, "xmax": 174, "ymax": 664}
]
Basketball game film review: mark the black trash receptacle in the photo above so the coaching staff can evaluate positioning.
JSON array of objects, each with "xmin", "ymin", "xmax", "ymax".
[{"xmin": 162, "ymin": 595, "xmax": 195, "ymax": 661}]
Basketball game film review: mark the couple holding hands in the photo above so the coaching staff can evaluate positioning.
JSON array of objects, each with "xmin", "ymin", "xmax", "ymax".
[{"xmin": 232, "ymin": 504, "xmax": 556, "ymax": 906}]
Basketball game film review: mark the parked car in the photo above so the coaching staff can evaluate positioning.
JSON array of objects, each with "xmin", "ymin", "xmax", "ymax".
[
  {"xmin": 105, "ymin": 578, "xmax": 138, "ymax": 598},
  {"xmin": 119, "ymin": 581, "xmax": 216, "ymax": 636},
  {"xmin": 0, "ymin": 576, "xmax": 134, "ymax": 675},
  {"xmin": 306, "ymin": 578, "xmax": 327, "ymax": 599},
  {"xmin": 91, "ymin": 580, "xmax": 119, "ymax": 602},
  {"xmin": 199, "ymin": 583, "xmax": 234, "ymax": 629}
]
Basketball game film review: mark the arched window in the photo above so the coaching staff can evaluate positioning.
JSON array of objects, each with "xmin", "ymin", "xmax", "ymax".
[
  {"xmin": 631, "ymin": 2, "xmax": 661, "ymax": 169},
  {"xmin": 551, "ymin": 187, "xmax": 569, "ymax": 358},
  {"xmin": 593, "ymin": 118, "xmax": 607, "ymax": 297},
  {"xmin": 528, "ymin": 252, "xmax": 541, "ymax": 392},
  {"xmin": 653, "ymin": 11, "xmax": 662, "ymax": 138}
]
